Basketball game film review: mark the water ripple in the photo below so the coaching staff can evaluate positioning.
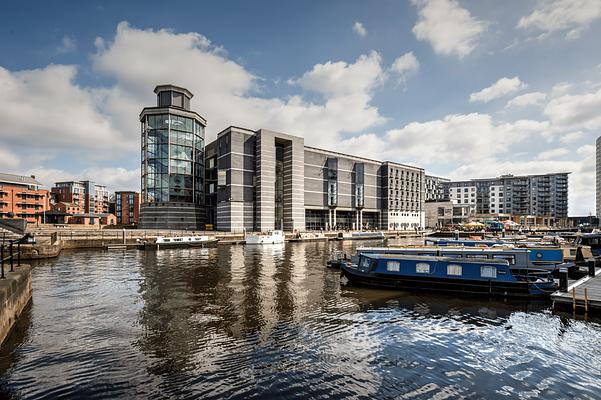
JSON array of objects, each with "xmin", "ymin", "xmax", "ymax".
[{"xmin": 0, "ymin": 242, "xmax": 600, "ymax": 399}]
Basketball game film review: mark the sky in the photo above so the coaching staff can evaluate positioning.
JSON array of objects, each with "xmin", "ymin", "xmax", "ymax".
[{"xmin": 1, "ymin": 0, "xmax": 600, "ymax": 215}]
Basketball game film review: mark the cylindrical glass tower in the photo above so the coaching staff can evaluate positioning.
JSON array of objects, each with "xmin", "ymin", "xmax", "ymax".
[{"xmin": 139, "ymin": 85, "xmax": 207, "ymax": 229}]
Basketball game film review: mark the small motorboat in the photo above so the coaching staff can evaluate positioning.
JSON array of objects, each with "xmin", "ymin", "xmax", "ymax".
[
  {"xmin": 244, "ymin": 230, "xmax": 285, "ymax": 245},
  {"xmin": 340, "ymin": 253, "xmax": 557, "ymax": 298}
]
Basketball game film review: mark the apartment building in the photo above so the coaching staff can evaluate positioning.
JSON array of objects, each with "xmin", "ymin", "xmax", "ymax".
[
  {"xmin": 115, "ymin": 191, "xmax": 140, "ymax": 226},
  {"xmin": 425, "ymin": 175, "xmax": 450, "ymax": 201},
  {"xmin": 0, "ymin": 173, "xmax": 50, "ymax": 222},
  {"xmin": 51, "ymin": 180, "xmax": 110, "ymax": 214},
  {"xmin": 443, "ymin": 173, "xmax": 569, "ymax": 226}
]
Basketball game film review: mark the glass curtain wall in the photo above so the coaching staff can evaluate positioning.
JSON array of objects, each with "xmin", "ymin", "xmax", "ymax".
[{"xmin": 142, "ymin": 114, "xmax": 204, "ymax": 204}]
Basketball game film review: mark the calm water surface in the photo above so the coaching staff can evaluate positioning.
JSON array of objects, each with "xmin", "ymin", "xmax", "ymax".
[{"xmin": 1, "ymin": 240, "xmax": 601, "ymax": 399}]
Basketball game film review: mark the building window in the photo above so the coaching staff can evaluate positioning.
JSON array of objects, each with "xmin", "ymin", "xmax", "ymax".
[{"xmin": 447, "ymin": 264, "xmax": 462, "ymax": 276}]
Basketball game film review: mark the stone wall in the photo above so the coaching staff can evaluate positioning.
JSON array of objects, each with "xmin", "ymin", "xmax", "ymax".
[{"xmin": 0, "ymin": 265, "xmax": 32, "ymax": 345}]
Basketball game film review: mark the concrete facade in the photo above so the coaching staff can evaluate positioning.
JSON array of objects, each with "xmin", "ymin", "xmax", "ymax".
[{"xmin": 206, "ymin": 126, "xmax": 425, "ymax": 232}]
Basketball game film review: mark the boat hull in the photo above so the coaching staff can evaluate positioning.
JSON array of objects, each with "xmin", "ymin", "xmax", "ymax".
[{"xmin": 340, "ymin": 265, "xmax": 554, "ymax": 298}]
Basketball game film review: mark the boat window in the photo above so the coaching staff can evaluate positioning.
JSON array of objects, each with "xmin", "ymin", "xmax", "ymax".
[
  {"xmin": 481, "ymin": 266, "xmax": 497, "ymax": 278},
  {"xmin": 387, "ymin": 261, "xmax": 400, "ymax": 272},
  {"xmin": 416, "ymin": 262, "xmax": 430, "ymax": 274},
  {"xmin": 465, "ymin": 254, "xmax": 485, "ymax": 259},
  {"xmin": 444, "ymin": 254, "xmax": 462, "ymax": 258},
  {"xmin": 447, "ymin": 264, "xmax": 462, "ymax": 276},
  {"xmin": 359, "ymin": 257, "xmax": 371, "ymax": 269},
  {"xmin": 492, "ymin": 255, "xmax": 515, "ymax": 265}
]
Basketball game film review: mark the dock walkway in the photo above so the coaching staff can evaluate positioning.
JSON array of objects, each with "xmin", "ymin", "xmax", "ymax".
[{"xmin": 552, "ymin": 264, "xmax": 601, "ymax": 314}]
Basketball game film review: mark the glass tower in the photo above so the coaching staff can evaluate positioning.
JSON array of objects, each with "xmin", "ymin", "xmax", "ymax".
[{"xmin": 139, "ymin": 85, "xmax": 207, "ymax": 229}]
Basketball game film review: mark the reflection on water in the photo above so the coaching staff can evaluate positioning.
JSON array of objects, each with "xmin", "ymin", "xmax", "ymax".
[{"xmin": 0, "ymin": 240, "xmax": 600, "ymax": 399}]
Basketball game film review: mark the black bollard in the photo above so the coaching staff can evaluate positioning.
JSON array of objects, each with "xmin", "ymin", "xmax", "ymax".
[
  {"xmin": 588, "ymin": 260, "xmax": 596, "ymax": 277},
  {"xmin": 17, "ymin": 242, "xmax": 20, "ymax": 267},
  {"xmin": 559, "ymin": 267, "xmax": 568, "ymax": 292},
  {"xmin": 0, "ymin": 245, "xmax": 4, "ymax": 279}
]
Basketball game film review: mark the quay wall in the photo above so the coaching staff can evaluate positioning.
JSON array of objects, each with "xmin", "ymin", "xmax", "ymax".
[{"xmin": 0, "ymin": 265, "xmax": 32, "ymax": 346}]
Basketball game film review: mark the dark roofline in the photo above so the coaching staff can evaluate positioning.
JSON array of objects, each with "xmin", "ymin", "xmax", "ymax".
[
  {"xmin": 139, "ymin": 106, "xmax": 207, "ymax": 126},
  {"xmin": 154, "ymin": 84, "xmax": 194, "ymax": 99},
  {"xmin": 447, "ymin": 172, "xmax": 571, "ymax": 184}
]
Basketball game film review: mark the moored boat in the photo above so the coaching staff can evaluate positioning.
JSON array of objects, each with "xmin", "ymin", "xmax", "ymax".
[
  {"xmin": 244, "ymin": 230, "xmax": 285, "ymax": 245},
  {"xmin": 144, "ymin": 235, "xmax": 218, "ymax": 249},
  {"xmin": 340, "ymin": 253, "xmax": 556, "ymax": 298}
]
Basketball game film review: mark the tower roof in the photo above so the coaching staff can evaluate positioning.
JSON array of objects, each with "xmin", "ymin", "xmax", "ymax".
[{"xmin": 154, "ymin": 84, "xmax": 193, "ymax": 99}]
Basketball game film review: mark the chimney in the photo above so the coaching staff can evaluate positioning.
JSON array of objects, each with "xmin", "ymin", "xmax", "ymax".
[{"xmin": 30, "ymin": 175, "xmax": 36, "ymax": 179}]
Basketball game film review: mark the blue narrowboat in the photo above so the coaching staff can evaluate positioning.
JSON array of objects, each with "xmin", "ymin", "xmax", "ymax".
[{"xmin": 340, "ymin": 253, "xmax": 557, "ymax": 298}]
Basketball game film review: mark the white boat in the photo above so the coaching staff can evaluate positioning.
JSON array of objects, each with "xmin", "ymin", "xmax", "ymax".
[
  {"xmin": 244, "ymin": 230, "xmax": 285, "ymax": 245},
  {"xmin": 146, "ymin": 235, "xmax": 218, "ymax": 249}
]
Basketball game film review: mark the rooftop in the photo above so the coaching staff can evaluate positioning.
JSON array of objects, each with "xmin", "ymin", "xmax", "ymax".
[
  {"xmin": 0, "ymin": 172, "xmax": 43, "ymax": 187},
  {"xmin": 154, "ymin": 84, "xmax": 193, "ymax": 99}
]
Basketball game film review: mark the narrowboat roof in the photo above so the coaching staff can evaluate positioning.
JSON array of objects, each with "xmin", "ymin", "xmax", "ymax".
[
  {"xmin": 358, "ymin": 246, "xmax": 531, "ymax": 254},
  {"xmin": 359, "ymin": 253, "xmax": 510, "ymax": 265}
]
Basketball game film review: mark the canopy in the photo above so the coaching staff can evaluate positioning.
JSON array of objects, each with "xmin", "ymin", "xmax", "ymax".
[{"xmin": 465, "ymin": 222, "xmax": 485, "ymax": 228}]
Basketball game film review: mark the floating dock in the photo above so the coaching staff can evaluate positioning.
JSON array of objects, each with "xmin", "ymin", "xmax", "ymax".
[{"xmin": 552, "ymin": 260, "xmax": 601, "ymax": 315}]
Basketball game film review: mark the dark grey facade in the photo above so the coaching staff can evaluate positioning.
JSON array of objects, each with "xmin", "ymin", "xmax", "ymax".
[
  {"xmin": 443, "ymin": 173, "xmax": 570, "ymax": 225},
  {"xmin": 206, "ymin": 127, "xmax": 425, "ymax": 232},
  {"xmin": 139, "ymin": 85, "xmax": 207, "ymax": 230}
]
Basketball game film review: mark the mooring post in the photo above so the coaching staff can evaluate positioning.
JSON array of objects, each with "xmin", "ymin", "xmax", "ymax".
[
  {"xmin": 17, "ymin": 242, "xmax": 20, "ymax": 267},
  {"xmin": 559, "ymin": 267, "xmax": 568, "ymax": 292},
  {"xmin": 588, "ymin": 260, "xmax": 596, "ymax": 277}
]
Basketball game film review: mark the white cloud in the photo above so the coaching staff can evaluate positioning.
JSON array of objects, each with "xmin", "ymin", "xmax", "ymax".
[
  {"xmin": 559, "ymin": 131, "xmax": 584, "ymax": 144},
  {"xmin": 56, "ymin": 35, "xmax": 77, "ymax": 54},
  {"xmin": 390, "ymin": 52, "xmax": 420, "ymax": 84},
  {"xmin": 469, "ymin": 76, "xmax": 527, "ymax": 103},
  {"xmin": 291, "ymin": 51, "xmax": 385, "ymax": 97},
  {"xmin": 22, "ymin": 166, "xmax": 140, "ymax": 193},
  {"xmin": 353, "ymin": 22, "xmax": 367, "ymax": 37},
  {"xmin": 506, "ymin": 91, "xmax": 546, "ymax": 108},
  {"xmin": 517, "ymin": 0, "xmax": 601, "ymax": 40},
  {"xmin": 411, "ymin": 0, "xmax": 488, "ymax": 58},
  {"xmin": 0, "ymin": 64, "xmax": 129, "ymax": 156},
  {"xmin": 0, "ymin": 148, "xmax": 20, "ymax": 170},
  {"xmin": 339, "ymin": 113, "xmax": 550, "ymax": 165},
  {"xmin": 536, "ymin": 147, "xmax": 569, "ymax": 160},
  {"xmin": 543, "ymin": 87, "xmax": 601, "ymax": 130},
  {"xmin": 551, "ymin": 82, "xmax": 573, "ymax": 96}
]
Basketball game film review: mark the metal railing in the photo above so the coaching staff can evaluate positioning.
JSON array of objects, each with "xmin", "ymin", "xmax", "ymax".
[{"xmin": 1, "ymin": 233, "xmax": 35, "ymax": 279}]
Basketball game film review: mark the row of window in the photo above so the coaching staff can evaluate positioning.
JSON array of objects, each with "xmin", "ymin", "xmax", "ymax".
[{"xmin": 386, "ymin": 261, "xmax": 497, "ymax": 278}]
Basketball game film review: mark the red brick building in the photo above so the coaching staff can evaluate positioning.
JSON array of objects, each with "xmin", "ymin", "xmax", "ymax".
[
  {"xmin": 0, "ymin": 173, "xmax": 50, "ymax": 223},
  {"xmin": 115, "ymin": 191, "xmax": 140, "ymax": 226},
  {"xmin": 51, "ymin": 180, "xmax": 110, "ymax": 214}
]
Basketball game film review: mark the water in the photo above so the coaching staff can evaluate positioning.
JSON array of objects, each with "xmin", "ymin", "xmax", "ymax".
[{"xmin": 1, "ymin": 240, "xmax": 601, "ymax": 399}]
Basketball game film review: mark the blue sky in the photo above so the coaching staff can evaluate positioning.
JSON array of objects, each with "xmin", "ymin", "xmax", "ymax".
[{"xmin": 1, "ymin": 0, "xmax": 600, "ymax": 215}]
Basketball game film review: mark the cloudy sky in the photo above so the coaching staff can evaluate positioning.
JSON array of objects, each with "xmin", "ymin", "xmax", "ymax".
[{"xmin": 1, "ymin": 0, "xmax": 600, "ymax": 215}]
